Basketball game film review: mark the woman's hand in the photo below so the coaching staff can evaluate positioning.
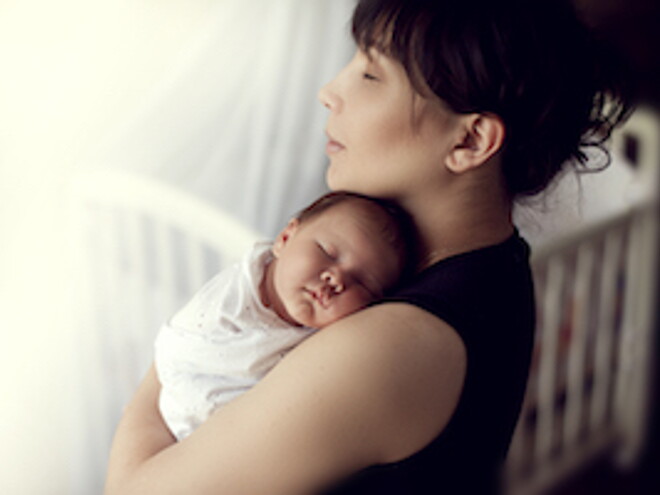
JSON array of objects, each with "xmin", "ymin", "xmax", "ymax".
[{"xmin": 104, "ymin": 302, "xmax": 466, "ymax": 495}]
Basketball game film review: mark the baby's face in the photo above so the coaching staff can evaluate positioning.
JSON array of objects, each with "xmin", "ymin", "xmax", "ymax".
[{"xmin": 270, "ymin": 202, "xmax": 401, "ymax": 328}]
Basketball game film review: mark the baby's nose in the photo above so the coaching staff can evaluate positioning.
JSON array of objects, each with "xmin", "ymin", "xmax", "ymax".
[{"xmin": 321, "ymin": 270, "xmax": 344, "ymax": 294}]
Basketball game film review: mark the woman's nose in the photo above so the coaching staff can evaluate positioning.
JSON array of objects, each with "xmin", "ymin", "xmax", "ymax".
[
  {"xmin": 321, "ymin": 270, "xmax": 344, "ymax": 293},
  {"xmin": 318, "ymin": 81, "xmax": 341, "ymax": 112}
]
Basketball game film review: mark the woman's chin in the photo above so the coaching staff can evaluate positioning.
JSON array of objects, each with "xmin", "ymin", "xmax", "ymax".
[
  {"xmin": 325, "ymin": 165, "xmax": 353, "ymax": 192},
  {"xmin": 325, "ymin": 166, "xmax": 340, "ymax": 191}
]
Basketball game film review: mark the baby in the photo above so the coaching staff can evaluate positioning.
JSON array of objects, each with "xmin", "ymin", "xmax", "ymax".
[{"xmin": 155, "ymin": 191, "xmax": 412, "ymax": 440}]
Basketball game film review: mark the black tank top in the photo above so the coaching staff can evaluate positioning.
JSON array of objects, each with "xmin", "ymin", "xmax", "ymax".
[{"xmin": 323, "ymin": 232, "xmax": 535, "ymax": 494}]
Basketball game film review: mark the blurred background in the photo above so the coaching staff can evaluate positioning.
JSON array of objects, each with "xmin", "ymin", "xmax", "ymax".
[{"xmin": 0, "ymin": 1, "xmax": 657, "ymax": 494}]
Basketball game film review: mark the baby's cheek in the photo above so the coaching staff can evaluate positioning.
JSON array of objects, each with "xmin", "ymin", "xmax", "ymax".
[{"xmin": 339, "ymin": 293, "xmax": 370, "ymax": 318}]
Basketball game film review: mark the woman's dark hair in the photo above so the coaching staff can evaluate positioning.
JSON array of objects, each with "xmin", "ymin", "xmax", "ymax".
[
  {"xmin": 296, "ymin": 191, "xmax": 416, "ymax": 283},
  {"xmin": 352, "ymin": 0, "xmax": 634, "ymax": 197}
]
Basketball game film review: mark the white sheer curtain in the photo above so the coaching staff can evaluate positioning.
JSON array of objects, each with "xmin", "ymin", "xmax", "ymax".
[
  {"xmin": 70, "ymin": 3, "xmax": 356, "ymax": 494},
  {"xmin": 93, "ymin": 0, "xmax": 356, "ymax": 237}
]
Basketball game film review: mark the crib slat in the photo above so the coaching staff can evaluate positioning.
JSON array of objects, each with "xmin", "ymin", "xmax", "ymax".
[
  {"xmin": 124, "ymin": 211, "xmax": 150, "ymax": 385},
  {"xmin": 612, "ymin": 215, "xmax": 646, "ymax": 469},
  {"xmin": 185, "ymin": 234, "xmax": 210, "ymax": 297},
  {"xmin": 615, "ymin": 211, "xmax": 659, "ymax": 466},
  {"xmin": 614, "ymin": 218, "xmax": 642, "ymax": 423},
  {"xmin": 589, "ymin": 228, "xmax": 623, "ymax": 432},
  {"xmin": 75, "ymin": 204, "xmax": 114, "ymax": 492},
  {"xmin": 88, "ymin": 206, "xmax": 127, "ymax": 478},
  {"xmin": 563, "ymin": 242, "xmax": 595, "ymax": 448},
  {"xmin": 155, "ymin": 220, "xmax": 177, "ymax": 319},
  {"xmin": 535, "ymin": 255, "xmax": 564, "ymax": 464},
  {"xmin": 623, "ymin": 210, "xmax": 660, "ymax": 462},
  {"xmin": 105, "ymin": 210, "xmax": 137, "ymax": 407}
]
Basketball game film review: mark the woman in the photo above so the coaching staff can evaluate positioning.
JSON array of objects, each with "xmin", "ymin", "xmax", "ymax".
[{"xmin": 105, "ymin": 0, "xmax": 631, "ymax": 493}]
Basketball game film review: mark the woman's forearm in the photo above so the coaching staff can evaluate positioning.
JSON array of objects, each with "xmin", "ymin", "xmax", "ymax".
[{"xmin": 104, "ymin": 364, "xmax": 176, "ymax": 495}]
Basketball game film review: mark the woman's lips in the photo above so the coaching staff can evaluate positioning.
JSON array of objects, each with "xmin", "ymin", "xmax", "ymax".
[{"xmin": 325, "ymin": 131, "xmax": 345, "ymax": 154}]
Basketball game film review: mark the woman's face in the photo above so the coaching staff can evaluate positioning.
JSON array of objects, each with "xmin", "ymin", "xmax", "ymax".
[{"xmin": 318, "ymin": 49, "xmax": 461, "ymax": 200}]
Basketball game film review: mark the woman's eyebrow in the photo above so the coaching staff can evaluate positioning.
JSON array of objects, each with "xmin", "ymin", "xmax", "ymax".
[{"xmin": 366, "ymin": 48, "xmax": 385, "ymax": 65}]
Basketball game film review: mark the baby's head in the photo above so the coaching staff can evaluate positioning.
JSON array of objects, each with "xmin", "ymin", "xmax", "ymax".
[{"xmin": 261, "ymin": 191, "xmax": 413, "ymax": 329}]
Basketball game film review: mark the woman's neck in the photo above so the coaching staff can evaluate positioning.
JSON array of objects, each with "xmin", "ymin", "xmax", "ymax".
[{"xmin": 401, "ymin": 183, "xmax": 514, "ymax": 270}]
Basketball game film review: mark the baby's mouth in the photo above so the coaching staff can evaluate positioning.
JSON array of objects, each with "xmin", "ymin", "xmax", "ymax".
[{"xmin": 309, "ymin": 288, "xmax": 331, "ymax": 308}]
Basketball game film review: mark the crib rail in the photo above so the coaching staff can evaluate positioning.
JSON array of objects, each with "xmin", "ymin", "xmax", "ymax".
[{"xmin": 504, "ymin": 110, "xmax": 659, "ymax": 495}]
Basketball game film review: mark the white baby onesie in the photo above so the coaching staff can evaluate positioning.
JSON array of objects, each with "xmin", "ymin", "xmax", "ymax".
[{"xmin": 155, "ymin": 241, "xmax": 315, "ymax": 440}]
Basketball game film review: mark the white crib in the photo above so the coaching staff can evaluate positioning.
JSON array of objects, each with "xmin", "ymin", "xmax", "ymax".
[
  {"xmin": 68, "ymin": 110, "xmax": 658, "ymax": 495},
  {"xmin": 68, "ymin": 171, "xmax": 261, "ymax": 494},
  {"xmin": 505, "ymin": 109, "xmax": 659, "ymax": 494}
]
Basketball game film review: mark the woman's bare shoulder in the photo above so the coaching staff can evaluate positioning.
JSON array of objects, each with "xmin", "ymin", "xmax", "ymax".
[
  {"xmin": 284, "ymin": 301, "xmax": 468, "ymax": 463},
  {"xmin": 311, "ymin": 301, "xmax": 466, "ymax": 368},
  {"xmin": 315, "ymin": 301, "xmax": 467, "ymax": 370}
]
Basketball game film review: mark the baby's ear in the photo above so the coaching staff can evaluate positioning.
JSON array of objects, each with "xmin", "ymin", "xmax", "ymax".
[{"xmin": 272, "ymin": 218, "xmax": 300, "ymax": 257}]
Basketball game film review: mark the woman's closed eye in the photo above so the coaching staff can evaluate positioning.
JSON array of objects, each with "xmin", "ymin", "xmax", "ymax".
[{"xmin": 362, "ymin": 72, "xmax": 379, "ymax": 82}]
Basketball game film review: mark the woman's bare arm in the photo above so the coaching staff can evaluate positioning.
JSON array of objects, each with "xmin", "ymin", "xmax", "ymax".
[
  {"xmin": 104, "ymin": 364, "xmax": 176, "ymax": 494},
  {"xmin": 104, "ymin": 302, "xmax": 466, "ymax": 495}
]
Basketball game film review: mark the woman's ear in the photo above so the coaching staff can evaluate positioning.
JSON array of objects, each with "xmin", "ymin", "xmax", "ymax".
[
  {"xmin": 446, "ymin": 113, "xmax": 505, "ymax": 173},
  {"xmin": 272, "ymin": 218, "xmax": 300, "ymax": 258}
]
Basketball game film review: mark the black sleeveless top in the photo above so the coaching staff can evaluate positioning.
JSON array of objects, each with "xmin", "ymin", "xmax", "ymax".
[{"xmin": 323, "ymin": 232, "xmax": 535, "ymax": 494}]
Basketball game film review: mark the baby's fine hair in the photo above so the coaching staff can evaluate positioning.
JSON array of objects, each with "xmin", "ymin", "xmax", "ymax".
[
  {"xmin": 352, "ymin": 0, "xmax": 634, "ymax": 197},
  {"xmin": 296, "ymin": 191, "xmax": 416, "ymax": 283}
]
